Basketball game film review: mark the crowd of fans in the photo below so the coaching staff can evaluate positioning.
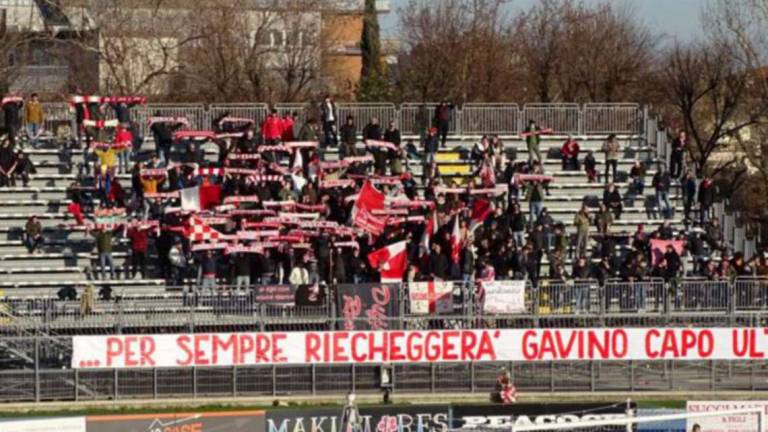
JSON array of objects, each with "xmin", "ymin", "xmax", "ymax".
[{"xmin": 0, "ymin": 94, "xmax": 764, "ymax": 302}]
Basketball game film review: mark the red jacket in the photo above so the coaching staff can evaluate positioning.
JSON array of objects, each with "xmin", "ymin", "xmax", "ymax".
[
  {"xmin": 281, "ymin": 117, "xmax": 295, "ymax": 141},
  {"xmin": 261, "ymin": 116, "xmax": 283, "ymax": 140},
  {"xmin": 561, "ymin": 140, "xmax": 580, "ymax": 158},
  {"xmin": 127, "ymin": 227, "xmax": 149, "ymax": 252}
]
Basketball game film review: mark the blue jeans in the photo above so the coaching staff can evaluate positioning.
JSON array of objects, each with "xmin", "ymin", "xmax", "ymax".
[
  {"xmin": 635, "ymin": 283, "xmax": 646, "ymax": 310},
  {"xmin": 26, "ymin": 123, "xmax": 41, "ymax": 146},
  {"xmin": 656, "ymin": 191, "xmax": 671, "ymax": 218},
  {"xmin": 513, "ymin": 230, "xmax": 525, "ymax": 247},
  {"xmin": 118, "ymin": 150, "xmax": 130, "ymax": 173},
  {"xmin": 529, "ymin": 201, "xmax": 543, "ymax": 226},
  {"xmin": 574, "ymin": 285, "xmax": 590, "ymax": 312},
  {"xmin": 99, "ymin": 252, "xmax": 115, "ymax": 280}
]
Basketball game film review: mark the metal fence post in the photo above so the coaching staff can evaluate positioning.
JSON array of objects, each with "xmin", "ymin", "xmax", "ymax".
[
  {"xmin": 589, "ymin": 361, "xmax": 595, "ymax": 392},
  {"xmin": 351, "ymin": 364, "xmax": 356, "ymax": 392},
  {"xmin": 470, "ymin": 362, "xmax": 476, "ymax": 392},
  {"xmin": 272, "ymin": 365, "xmax": 277, "ymax": 396},
  {"xmin": 192, "ymin": 366, "xmax": 197, "ymax": 398},
  {"xmin": 114, "ymin": 368, "xmax": 119, "ymax": 400},
  {"xmin": 431, "ymin": 363, "xmax": 436, "ymax": 393},
  {"xmin": 34, "ymin": 337, "xmax": 40, "ymax": 403},
  {"xmin": 549, "ymin": 362, "xmax": 555, "ymax": 392},
  {"xmin": 74, "ymin": 369, "xmax": 79, "ymax": 401},
  {"xmin": 232, "ymin": 365, "xmax": 237, "ymax": 397},
  {"xmin": 153, "ymin": 368, "xmax": 158, "ymax": 399},
  {"xmin": 710, "ymin": 360, "xmax": 716, "ymax": 391},
  {"xmin": 455, "ymin": 108, "xmax": 462, "ymax": 136},
  {"xmin": 312, "ymin": 364, "xmax": 317, "ymax": 396}
]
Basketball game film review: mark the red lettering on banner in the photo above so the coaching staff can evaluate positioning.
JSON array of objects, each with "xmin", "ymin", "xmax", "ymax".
[
  {"xmin": 733, "ymin": 329, "xmax": 749, "ymax": 357},
  {"xmin": 461, "ymin": 331, "xmax": 478, "ymax": 361},
  {"xmin": 699, "ymin": 330, "xmax": 713, "ymax": 357},
  {"xmin": 351, "ymin": 333, "xmax": 366, "ymax": 362},
  {"xmin": 239, "ymin": 334, "xmax": 254, "ymax": 364},
  {"xmin": 273, "ymin": 334, "xmax": 287, "ymax": 362},
  {"xmin": 255, "ymin": 334, "xmax": 270, "ymax": 363},
  {"xmin": 476, "ymin": 331, "xmax": 497, "ymax": 360},
  {"xmin": 407, "ymin": 332, "xmax": 422, "ymax": 361},
  {"xmin": 442, "ymin": 331, "xmax": 459, "ymax": 361},
  {"xmin": 613, "ymin": 329, "xmax": 628, "ymax": 358},
  {"xmin": 305, "ymin": 333, "xmax": 321, "ymax": 362},
  {"xmin": 555, "ymin": 331, "xmax": 578, "ymax": 358},
  {"xmin": 751, "ymin": 329, "xmax": 765, "ymax": 358},
  {"xmin": 323, "ymin": 333, "xmax": 331, "ymax": 362},
  {"xmin": 333, "ymin": 332, "xmax": 349, "ymax": 362},
  {"xmin": 194, "ymin": 334, "xmax": 210, "ymax": 365},
  {"xmin": 661, "ymin": 330, "xmax": 679, "ymax": 357},
  {"xmin": 369, "ymin": 332, "xmax": 387, "ymax": 360},
  {"xmin": 646, "ymin": 329, "xmax": 660, "ymax": 358},
  {"xmin": 177, "ymin": 335, "xmax": 193, "ymax": 366},
  {"xmin": 423, "ymin": 332, "xmax": 437, "ymax": 361},
  {"xmin": 106, "ymin": 337, "xmax": 123, "ymax": 367},
  {"xmin": 140, "ymin": 337, "xmax": 156, "ymax": 366},
  {"xmin": 389, "ymin": 331, "xmax": 405, "ymax": 362},
  {"xmin": 588, "ymin": 331, "xmax": 608, "ymax": 359},
  {"xmin": 522, "ymin": 330, "xmax": 537, "ymax": 360}
]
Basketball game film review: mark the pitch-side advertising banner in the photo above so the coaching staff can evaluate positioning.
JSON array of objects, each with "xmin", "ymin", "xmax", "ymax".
[
  {"xmin": 687, "ymin": 401, "xmax": 768, "ymax": 432},
  {"xmin": 0, "ymin": 417, "xmax": 86, "ymax": 432},
  {"xmin": 72, "ymin": 327, "xmax": 768, "ymax": 369}
]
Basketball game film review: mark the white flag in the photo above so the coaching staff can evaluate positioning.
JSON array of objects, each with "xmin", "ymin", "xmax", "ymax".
[{"xmin": 180, "ymin": 186, "xmax": 201, "ymax": 212}]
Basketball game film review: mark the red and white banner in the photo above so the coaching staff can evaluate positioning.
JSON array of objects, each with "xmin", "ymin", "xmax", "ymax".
[
  {"xmin": 72, "ymin": 327, "xmax": 768, "ymax": 369},
  {"xmin": 409, "ymin": 282, "xmax": 454, "ymax": 314}
]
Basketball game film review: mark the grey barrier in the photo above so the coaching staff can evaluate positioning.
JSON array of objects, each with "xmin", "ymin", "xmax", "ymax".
[
  {"xmin": 36, "ymin": 102, "xmax": 644, "ymax": 137},
  {"xmin": 3, "ymin": 278, "xmax": 768, "ymax": 334}
]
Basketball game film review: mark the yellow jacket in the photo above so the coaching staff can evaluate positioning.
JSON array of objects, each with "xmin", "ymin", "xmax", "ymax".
[{"xmin": 24, "ymin": 101, "xmax": 44, "ymax": 124}]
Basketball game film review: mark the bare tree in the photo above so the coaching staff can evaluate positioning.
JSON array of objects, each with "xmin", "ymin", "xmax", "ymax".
[
  {"xmin": 57, "ymin": 0, "xmax": 202, "ymax": 96},
  {"xmin": 395, "ymin": 0, "xmax": 514, "ymax": 102},
  {"xmin": 661, "ymin": 40, "xmax": 765, "ymax": 176}
]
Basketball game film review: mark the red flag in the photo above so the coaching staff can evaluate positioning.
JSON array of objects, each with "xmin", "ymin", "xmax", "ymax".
[
  {"xmin": 199, "ymin": 183, "xmax": 221, "ymax": 210},
  {"xmin": 469, "ymin": 198, "xmax": 493, "ymax": 232},
  {"xmin": 352, "ymin": 180, "xmax": 386, "ymax": 235},
  {"xmin": 185, "ymin": 216, "xmax": 225, "ymax": 243},
  {"xmin": 368, "ymin": 240, "xmax": 408, "ymax": 283},
  {"xmin": 450, "ymin": 215, "xmax": 461, "ymax": 264}
]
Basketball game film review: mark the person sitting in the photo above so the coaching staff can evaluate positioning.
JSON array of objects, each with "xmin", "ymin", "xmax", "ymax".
[
  {"xmin": 14, "ymin": 150, "xmax": 34, "ymax": 187},
  {"xmin": 24, "ymin": 215, "xmax": 43, "ymax": 254},
  {"xmin": 560, "ymin": 136, "xmax": 580, "ymax": 171}
]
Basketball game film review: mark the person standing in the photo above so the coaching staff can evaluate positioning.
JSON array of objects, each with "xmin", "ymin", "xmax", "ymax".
[
  {"xmin": 652, "ymin": 164, "xmax": 672, "ymax": 219},
  {"xmin": 698, "ymin": 176, "xmax": 715, "ymax": 224},
  {"xmin": 261, "ymin": 109, "xmax": 283, "ymax": 145},
  {"xmin": 90, "ymin": 226, "xmax": 116, "ymax": 280},
  {"xmin": 602, "ymin": 134, "xmax": 619, "ymax": 183},
  {"xmin": 523, "ymin": 119, "xmax": 543, "ymax": 163},
  {"xmin": 525, "ymin": 179, "xmax": 546, "ymax": 226},
  {"xmin": 339, "ymin": 115, "xmax": 357, "ymax": 158},
  {"xmin": 24, "ymin": 93, "xmax": 44, "ymax": 148},
  {"xmin": 320, "ymin": 95, "xmax": 337, "ymax": 148},
  {"xmin": 423, "ymin": 127, "xmax": 439, "ymax": 166},
  {"xmin": 125, "ymin": 220, "xmax": 149, "ymax": 279},
  {"xmin": 2, "ymin": 95, "xmax": 23, "ymax": 148},
  {"xmin": 682, "ymin": 170, "xmax": 697, "ymax": 223},
  {"xmin": 669, "ymin": 130, "xmax": 687, "ymax": 179},
  {"xmin": 573, "ymin": 206, "xmax": 590, "ymax": 258},
  {"xmin": 434, "ymin": 101, "xmax": 453, "ymax": 148}
]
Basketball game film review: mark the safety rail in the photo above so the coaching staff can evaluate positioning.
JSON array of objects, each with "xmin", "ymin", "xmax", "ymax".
[
  {"xmin": 36, "ymin": 102, "xmax": 645, "ymax": 137},
  {"xmin": 3, "ymin": 278, "xmax": 768, "ymax": 333}
]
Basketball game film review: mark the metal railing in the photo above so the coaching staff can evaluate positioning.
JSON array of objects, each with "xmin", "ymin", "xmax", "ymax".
[
  {"xmin": 3, "ymin": 278, "xmax": 768, "ymax": 334},
  {"xmin": 36, "ymin": 102, "xmax": 644, "ymax": 137}
]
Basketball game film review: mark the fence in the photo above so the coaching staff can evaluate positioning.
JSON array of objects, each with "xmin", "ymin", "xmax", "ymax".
[
  {"xmin": 39, "ymin": 102, "xmax": 645, "ymax": 137},
  {"xmin": 3, "ymin": 278, "xmax": 768, "ymax": 334}
]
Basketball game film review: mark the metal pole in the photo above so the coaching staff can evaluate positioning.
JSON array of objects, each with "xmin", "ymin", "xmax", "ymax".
[
  {"xmin": 153, "ymin": 367, "xmax": 158, "ymax": 399},
  {"xmin": 232, "ymin": 365, "xmax": 237, "ymax": 397},
  {"xmin": 114, "ymin": 368, "xmax": 119, "ymax": 400},
  {"xmin": 34, "ymin": 337, "xmax": 40, "ymax": 403}
]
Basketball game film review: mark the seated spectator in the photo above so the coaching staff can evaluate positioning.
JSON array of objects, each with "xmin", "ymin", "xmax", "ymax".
[
  {"xmin": 24, "ymin": 215, "xmax": 43, "ymax": 254},
  {"xmin": 628, "ymin": 160, "xmax": 646, "ymax": 196},
  {"xmin": 14, "ymin": 151, "xmax": 34, "ymax": 187},
  {"xmin": 560, "ymin": 136, "xmax": 580, "ymax": 171}
]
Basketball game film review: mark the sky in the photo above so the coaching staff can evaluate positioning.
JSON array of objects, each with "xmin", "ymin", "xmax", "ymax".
[{"xmin": 380, "ymin": 0, "xmax": 707, "ymax": 43}]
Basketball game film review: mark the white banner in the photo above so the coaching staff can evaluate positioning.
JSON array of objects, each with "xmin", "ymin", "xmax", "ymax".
[
  {"xmin": 409, "ymin": 282, "xmax": 453, "ymax": 314},
  {"xmin": 482, "ymin": 281, "xmax": 526, "ymax": 314},
  {"xmin": 687, "ymin": 401, "xmax": 768, "ymax": 432},
  {"xmin": 72, "ymin": 327, "xmax": 768, "ymax": 369},
  {"xmin": 0, "ymin": 417, "xmax": 86, "ymax": 432}
]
